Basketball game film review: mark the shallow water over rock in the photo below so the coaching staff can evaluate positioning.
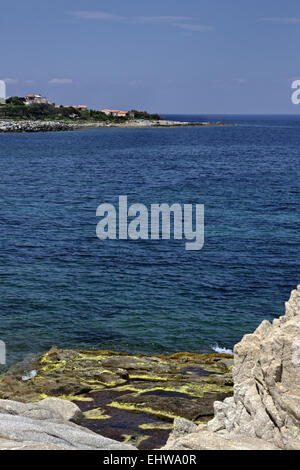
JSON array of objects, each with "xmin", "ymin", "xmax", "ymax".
[{"xmin": 0, "ymin": 347, "xmax": 233, "ymax": 448}]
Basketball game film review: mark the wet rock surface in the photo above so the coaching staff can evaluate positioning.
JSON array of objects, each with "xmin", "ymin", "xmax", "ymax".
[{"xmin": 0, "ymin": 349, "xmax": 233, "ymax": 449}]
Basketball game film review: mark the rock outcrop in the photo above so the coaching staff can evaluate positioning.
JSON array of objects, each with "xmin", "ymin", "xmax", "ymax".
[
  {"xmin": 0, "ymin": 397, "xmax": 83, "ymax": 424},
  {"xmin": 162, "ymin": 419, "xmax": 279, "ymax": 450},
  {"xmin": 0, "ymin": 397, "xmax": 136, "ymax": 450},
  {"xmin": 163, "ymin": 285, "xmax": 300, "ymax": 450}
]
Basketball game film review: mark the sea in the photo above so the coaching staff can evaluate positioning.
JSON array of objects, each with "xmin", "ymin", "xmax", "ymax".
[{"xmin": 0, "ymin": 114, "xmax": 299, "ymax": 366}]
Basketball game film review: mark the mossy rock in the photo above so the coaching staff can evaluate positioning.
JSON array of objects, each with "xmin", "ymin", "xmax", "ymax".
[{"xmin": 0, "ymin": 346, "xmax": 233, "ymax": 448}]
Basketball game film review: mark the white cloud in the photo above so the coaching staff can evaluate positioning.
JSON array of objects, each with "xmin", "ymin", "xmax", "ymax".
[
  {"xmin": 173, "ymin": 23, "xmax": 215, "ymax": 32},
  {"xmin": 212, "ymin": 78, "xmax": 248, "ymax": 87},
  {"xmin": 71, "ymin": 11, "xmax": 191, "ymax": 23},
  {"xmin": 258, "ymin": 17, "xmax": 300, "ymax": 23},
  {"xmin": 69, "ymin": 11, "xmax": 214, "ymax": 31},
  {"xmin": 235, "ymin": 78, "xmax": 248, "ymax": 85},
  {"xmin": 128, "ymin": 80, "xmax": 144, "ymax": 87},
  {"xmin": 71, "ymin": 11, "xmax": 121, "ymax": 21},
  {"xmin": 1, "ymin": 78, "xmax": 18, "ymax": 84},
  {"xmin": 133, "ymin": 16, "xmax": 192, "ymax": 24},
  {"xmin": 49, "ymin": 78, "xmax": 73, "ymax": 85}
]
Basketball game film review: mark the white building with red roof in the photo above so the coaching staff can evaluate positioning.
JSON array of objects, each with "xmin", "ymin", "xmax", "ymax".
[
  {"xmin": 24, "ymin": 94, "xmax": 51, "ymax": 105},
  {"xmin": 101, "ymin": 109, "xmax": 128, "ymax": 117}
]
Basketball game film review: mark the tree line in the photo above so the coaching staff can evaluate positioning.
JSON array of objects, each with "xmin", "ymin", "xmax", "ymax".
[{"xmin": 0, "ymin": 98, "xmax": 161, "ymax": 122}]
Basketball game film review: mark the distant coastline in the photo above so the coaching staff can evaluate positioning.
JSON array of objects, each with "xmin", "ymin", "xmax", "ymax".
[
  {"xmin": 0, "ymin": 118, "xmax": 228, "ymax": 133},
  {"xmin": 0, "ymin": 97, "xmax": 230, "ymax": 132},
  {"xmin": 73, "ymin": 119, "xmax": 228, "ymax": 129}
]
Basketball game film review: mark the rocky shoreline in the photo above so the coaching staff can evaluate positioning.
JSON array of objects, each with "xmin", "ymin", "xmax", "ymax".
[
  {"xmin": 0, "ymin": 119, "xmax": 226, "ymax": 133},
  {"xmin": 0, "ymin": 349, "xmax": 233, "ymax": 449},
  {"xmin": 0, "ymin": 285, "xmax": 299, "ymax": 450},
  {"xmin": 0, "ymin": 120, "xmax": 73, "ymax": 133},
  {"xmin": 73, "ymin": 119, "xmax": 226, "ymax": 130}
]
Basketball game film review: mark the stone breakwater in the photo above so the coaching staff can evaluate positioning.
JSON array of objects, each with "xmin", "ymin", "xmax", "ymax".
[{"xmin": 0, "ymin": 120, "xmax": 73, "ymax": 133}]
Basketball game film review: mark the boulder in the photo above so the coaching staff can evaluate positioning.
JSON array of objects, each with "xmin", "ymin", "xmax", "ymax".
[
  {"xmin": 0, "ymin": 399, "xmax": 63, "ymax": 421},
  {"xmin": 216, "ymin": 358, "xmax": 234, "ymax": 373},
  {"xmin": 170, "ymin": 418, "xmax": 198, "ymax": 439},
  {"xmin": 0, "ymin": 399, "xmax": 136, "ymax": 450},
  {"xmin": 38, "ymin": 398, "xmax": 83, "ymax": 423},
  {"xmin": 0, "ymin": 397, "xmax": 83, "ymax": 426}
]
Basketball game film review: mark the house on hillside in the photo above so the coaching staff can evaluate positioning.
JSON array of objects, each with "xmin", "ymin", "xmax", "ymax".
[
  {"xmin": 101, "ymin": 109, "xmax": 128, "ymax": 117},
  {"xmin": 24, "ymin": 94, "xmax": 51, "ymax": 105}
]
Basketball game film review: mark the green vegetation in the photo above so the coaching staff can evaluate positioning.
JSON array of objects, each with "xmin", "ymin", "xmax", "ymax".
[
  {"xmin": 129, "ymin": 109, "xmax": 161, "ymax": 120},
  {"xmin": 5, "ymin": 96, "xmax": 26, "ymax": 106},
  {"xmin": 0, "ymin": 98, "xmax": 161, "ymax": 122},
  {"xmin": 0, "ymin": 102, "xmax": 112, "ymax": 122}
]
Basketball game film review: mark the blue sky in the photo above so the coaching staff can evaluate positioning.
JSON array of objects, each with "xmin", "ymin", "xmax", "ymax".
[{"xmin": 1, "ymin": 0, "xmax": 300, "ymax": 114}]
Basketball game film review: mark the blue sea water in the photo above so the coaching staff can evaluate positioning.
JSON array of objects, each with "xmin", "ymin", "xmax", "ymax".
[{"xmin": 0, "ymin": 115, "xmax": 300, "ymax": 366}]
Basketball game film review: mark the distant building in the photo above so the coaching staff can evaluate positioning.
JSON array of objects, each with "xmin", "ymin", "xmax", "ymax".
[
  {"xmin": 24, "ymin": 94, "xmax": 51, "ymax": 105},
  {"xmin": 76, "ymin": 105, "xmax": 88, "ymax": 110},
  {"xmin": 0, "ymin": 80, "xmax": 6, "ymax": 104},
  {"xmin": 101, "ymin": 109, "xmax": 128, "ymax": 117}
]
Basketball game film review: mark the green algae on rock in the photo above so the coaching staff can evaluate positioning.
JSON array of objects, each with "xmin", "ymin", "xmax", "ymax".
[{"xmin": 0, "ymin": 346, "xmax": 233, "ymax": 449}]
